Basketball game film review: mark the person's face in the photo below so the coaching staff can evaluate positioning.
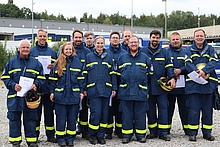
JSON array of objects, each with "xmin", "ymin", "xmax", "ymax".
[
  {"xmin": 94, "ymin": 38, "xmax": 105, "ymax": 52},
  {"xmin": 122, "ymin": 30, "xmax": 132, "ymax": 44},
  {"xmin": 37, "ymin": 31, "xmax": 47, "ymax": 46},
  {"xmin": 110, "ymin": 34, "xmax": 120, "ymax": 47},
  {"xmin": 72, "ymin": 32, "xmax": 83, "ymax": 46},
  {"xmin": 194, "ymin": 30, "xmax": 205, "ymax": 45},
  {"xmin": 128, "ymin": 37, "xmax": 139, "ymax": 52},
  {"xmin": 84, "ymin": 35, "xmax": 94, "ymax": 47},
  {"xmin": 150, "ymin": 34, "xmax": 160, "ymax": 48},
  {"xmin": 63, "ymin": 45, "xmax": 73, "ymax": 57},
  {"xmin": 19, "ymin": 41, "xmax": 30, "ymax": 58},
  {"xmin": 170, "ymin": 34, "xmax": 181, "ymax": 48}
]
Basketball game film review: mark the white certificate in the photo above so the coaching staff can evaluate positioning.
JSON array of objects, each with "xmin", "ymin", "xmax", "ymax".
[
  {"xmin": 17, "ymin": 76, "xmax": 34, "ymax": 97},
  {"xmin": 175, "ymin": 75, "xmax": 185, "ymax": 88},
  {"xmin": 38, "ymin": 56, "xmax": 51, "ymax": 74},
  {"xmin": 187, "ymin": 71, "xmax": 208, "ymax": 85}
]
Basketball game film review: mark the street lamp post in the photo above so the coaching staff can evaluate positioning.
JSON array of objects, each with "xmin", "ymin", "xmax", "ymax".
[
  {"xmin": 131, "ymin": 0, "xmax": 133, "ymax": 31},
  {"xmin": 162, "ymin": 0, "xmax": 167, "ymax": 38},
  {"xmin": 31, "ymin": 0, "xmax": 34, "ymax": 46}
]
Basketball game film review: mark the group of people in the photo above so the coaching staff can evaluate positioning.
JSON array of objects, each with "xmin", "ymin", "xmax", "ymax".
[{"xmin": 1, "ymin": 28, "xmax": 218, "ymax": 147}]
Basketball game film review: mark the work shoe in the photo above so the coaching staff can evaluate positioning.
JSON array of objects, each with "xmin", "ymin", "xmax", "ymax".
[
  {"xmin": 82, "ymin": 132, "xmax": 90, "ymax": 140},
  {"xmin": 12, "ymin": 142, "xmax": 20, "ymax": 147},
  {"xmin": 58, "ymin": 142, "xmax": 66, "ymax": 147},
  {"xmin": 47, "ymin": 137, "xmax": 57, "ymax": 143},
  {"xmin": 137, "ymin": 137, "xmax": 146, "ymax": 143},
  {"xmin": 189, "ymin": 135, "xmax": 196, "ymax": 142},
  {"xmin": 105, "ymin": 134, "xmax": 112, "ymax": 139},
  {"xmin": 76, "ymin": 130, "xmax": 81, "ymax": 135},
  {"xmin": 28, "ymin": 143, "xmax": 38, "ymax": 147},
  {"xmin": 146, "ymin": 133, "xmax": 158, "ymax": 139},
  {"xmin": 116, "ymin": 133, "xmax": 123, "ymax": 139},
  {"xmin": 67, "ymin": 142, "xmax": 74, "ymax": 147},
  {"xmin": 184, "ymin": 130, "xmax": 189, "ymax": 136},
  {"xmin": 159, "ymin": 135, "xmax": 171, "ymax": 141},
  {"xmin": 89, "ymin": 136, "xmax": 97, "ymax": 145},
  {"xmin": 122, "ymin": 137, "xmax": 130, "ymax": 144},
  {"xmin": 97, "ymin": 137, "xmax": 106, "ymax": 144},
  {"xmin": 203, "ymin": 134, "xmax": 215, "ymax": 141}
]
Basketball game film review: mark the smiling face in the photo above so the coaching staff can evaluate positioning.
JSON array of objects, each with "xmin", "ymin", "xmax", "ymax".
[
  {"xmin": 194, "ymin": 29, "xmax": 205, "ymax": 48},
  {"xmin": 128, "ymin": 36, "xmax": 140, "ymax": 53},
  {"xmin": 122, "ymin": 30, "xmax": 132, "ymax": 45},
  {"xmin": 150, "ymin": 34, "xmax": 160, "ymax": 48},
  {"xmin": 170, "ymin": 34, "xmax": 181, "ymax": 48},
  {"xmin": 37, "ymin": 30, "xmax": 47, "ymax": 46},
  {"xmin": 94, "ymin": 37, "xmax": 105, "ymax": 53},
  {"xmin": 110, "ymin": 33, "xmax": 120, "ymax": 47},
  {"xmin": 18, "ymin": 40, "xmax": 31, "ymax": 58},
  {"xmin": 72, "ymin": 32, "xmax": 83, "ymax": 46},
  {"xmin": 63, "ymin": 44, "xmax": 73, "ymax": 57},
  {"xmin": 84, "ymin": 35, "xmax": 94, "ymax": 47}
]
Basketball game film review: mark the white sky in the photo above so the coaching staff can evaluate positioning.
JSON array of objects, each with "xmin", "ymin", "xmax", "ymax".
[{"xmin": 1, "ymin": 0, "xmax": 220, "ymax": 21}]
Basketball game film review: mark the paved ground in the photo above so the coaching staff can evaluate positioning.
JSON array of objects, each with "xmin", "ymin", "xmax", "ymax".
[{"xmin": 0, "ymin": 80, "xmax": 220, "ymax": 146}]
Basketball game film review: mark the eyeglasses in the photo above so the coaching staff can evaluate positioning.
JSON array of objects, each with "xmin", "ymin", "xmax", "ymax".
[
  {"xmin": 111, "ymin": 37, "xmax": 119, "ymax": 40},
  {"xmin": 129, "ymin": 41, "xmax": 138, "ymax": 44}
]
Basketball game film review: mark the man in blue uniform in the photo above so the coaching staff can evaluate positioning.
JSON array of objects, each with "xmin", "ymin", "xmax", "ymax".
[
  {"xmin": 106, "ymin": 32, "xmax": 127, "ymax": 140},
  {"xmin": 1, "ymin": 40, "xmax": 45, "ymax": 147},
  {"xmin": 117, "ymin": 35, "xmax": 151, "ymax": 144},
  {"xmin": 185, "ymin": 29, "xmax": 218, "ymax": 142},
  {"xmin": 166, "ymin": 32, "xmax": 188, "ymax": 135},
  {"xmin": 141, "ymin": 30, "xmax": 176, "ymax": 141},
  {"xmin": 84, "ymin": 32, "xmax": 95, "ymax": 51},
  {"xmin": 121, "ymin": 29, "xmax": 132, "ymax": 51},
  {"xmin": 30, "ymin": 29, "xmax": 57, "ymax": 143}
]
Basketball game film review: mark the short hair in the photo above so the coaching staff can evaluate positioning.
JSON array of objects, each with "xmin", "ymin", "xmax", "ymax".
[
  {"xmin": 170, "ymin": 32, "xmax": 181, "ymax": 41},
  {"xmin": 37, "ymin": 29, "xmax": 48, "ymax": 36},
  {"xmin": 94, "ymin": 36, "xmax": 105, "ymax": 43},
  {"xmin": 194, "ymin": 29, "xmax": 206, "ymax": 36},
  {"xmin": 72, "ymin": 29, "xmax": 83, "ymax": 37},
  {"xmin": 84, "ymin": 32, "xmax": 94, "ymax": 38},
  {"xmin": 18, "ymin": 39, "xmax": 31, "ymax": 48},
  {"xmin": 110, "ymin": 31, "xmax": 120, "ymax": 38},
  {"xmin": 129, "ymin": 35, "xmax": 139, "ymax": 42},
  {"xmin": 150, "ymin": 30, "xmax": 161, "ymax": 38},
  {"xmin": 122, "ymin": 29, "xmax": 132, "ymax": 37}
]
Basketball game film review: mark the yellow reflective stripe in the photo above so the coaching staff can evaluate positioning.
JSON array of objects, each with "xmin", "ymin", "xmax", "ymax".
[
  {"xmin": 26, "ymin": 137, "xmax": 37, "ymax": 142},
  {"xmin": 83, "ymin": 71, "xmax": 88, "ymax": 74},
  {"xmin": 56, "ymin": 130, "xmax": 66, "ymax": 135},
  {"xmin": 36, "ymin": 126, "xmax": 40, "ymax": 131},
  {"xmin": 46, "ymin": 126, "xmax": 55, "ymax": 131},
  {"xmin": 186, "ymin": 78, "xmax": 192, "ymax": 82},
  {"xmin": 102, "ymin": 62, "xmax": 111, "ymax": 68},
  {"xmin": 165, "ymin": 63, "xmax": 173, "ymax": 68},
  {"xmin": 149, "ymin": 72, "xmax": 153, "ymax": 75},
  {"xmin": 158, "ymin": 124, "xmax": 169, "ymax": 129},
  {"xmin": 136, "ymin": 129, "xmax": 147, "ymax": 134},
  {"xmin": 67, "ymin": 130, "xmax": 76, "ymax": 135},
  {"xmin": 167, "ymin": 124, "xmax": 172, "ymax": 129},
  {"xmin": 135, "ymin": 62, "xmax": 146, "ymax": 67},
  {"xmin": 26, "ymin": 69, "xmax": 39, "ymax": 75},
  {"xmin": 116, "ymin": 123, "xmax": 122, "ymax": 128},
  {"xmin": 148, "ymin": 123, "xmax": 157, "ymax": 128},
  {"xmin": 183, "ymin": 125, "xmax": 189, "ymax": 129},
  {"xmin": 8, "ymin": 69, "xmax": 21, "ymax": 74},
  {"xmin": 77, "ymin": 76, "xmax": 85, "ymax": 80},
  {"xmin": 9, "ymin": 136, "xmax": 22, "ymax": 142},
  {"xmin": 202, "ymin": 54, "xmax": 210, "ymax": 58},
  {"xmin": 48, "ymin": 77, "xmax": 58, "ymax": 81},
  {"xmin": 109, "ymin": 71, "xmax": 115, "ymax": 75},
  {"xmin": 89, "ymin": 124, "xmax": 99, "ymax": 130},
  {"xmin": 139, "ymin": 84, "xmax": 147, "ymax": 89},
  {"xmin": 51, "ymin": 58, "xmax": 56, "ymax": 62},
  {"xmin": 119, "ymin": 84, "xmax": 127, "ymax": 87},
  {"xmin": 100, "ymin": 123, "xmax": 107, "ymax": 128},
  {"xmin": 203, "ymin": 124, "xmax": 213, "ymax": 129},
  {"xmin": 177, "ymin": 57, "xmax": 185, "ymax": 60},
  {"xmin": 185, "ymin": 59, "xmax": 192, "ymax": 62},
  {"xmin": 188, "ymin": 124, "xmax": 199, "ymax": 129},
  {"xmin": 191, "ymin": 54, "xmax": 200, "ymax": 58},
  {"xmin": 155, "ymin": 58, "xmax": 165, "ymax": 61},
  {"xmin": 55, "ymin": 88, "xmax": 64, "ymax": 91},
  {"xmin": 119, "ymin": 63, "xmax": 131, "ymax": 69},
  {"xmin": 86, "ymin": 62, "xmax": 98, "ymax": 67},
  {"xmin": 122, "ymin": 129, "xmax": 133, "ymax": 134},
  {"xmin": 209, "ymin": 77, "xmax": 218, "ymax": 82},
  {"xmin": 37, "ymin": 75, "xmax": 46, "ymax": 80},
  {"xmin": 8, "ymin": 94, "xmax": 16, "ymax": 98},
  {"xmin": 70, "ymin": 68, "xmax": 81, "ymax": 72},
  {"xmin": 87, "ymin": 83, "xmax": 95, "ymax": 88},
  {"xmin": 81, "ymin": 59, "xmax": 85, "ymax": 63},
  {"xmin": 107, "ymin": 123, "xmax": 114, "ymax": 128},
  {"xmin": 72, "ymin": 88, "xmax": 80, "ymax": 91},
  {"xmin": 210, "ymin": 57, "xmax": 218, "ymax": 62},
  {"xmin": 1, "ymin": 75, "xmax": 10, "ymax": 79},
  {"xmin": 106, "ymin": 83, "xmax": 112, "ymax": 87},
  {"xmin": 80, "ymin": 121, "xmax": 88, "ymax": 126}
]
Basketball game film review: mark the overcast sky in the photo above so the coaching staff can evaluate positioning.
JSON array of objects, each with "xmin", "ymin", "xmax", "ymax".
[{"xmin": 1, "ymin": 0, "xmax": 220, "ymax": 21}]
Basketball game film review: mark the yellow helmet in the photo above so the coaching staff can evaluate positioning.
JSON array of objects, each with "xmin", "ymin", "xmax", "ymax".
[
  {"xmin": 196, "ymin": 63, "xmax": 210, "ymax": 79},
  {"xmin": 24, "ymin": 90, "xmax": 41, "ymax": 109},
  {"xmin": 158, "ymin": 77, "xmax": 173, "ymax": 91}
]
